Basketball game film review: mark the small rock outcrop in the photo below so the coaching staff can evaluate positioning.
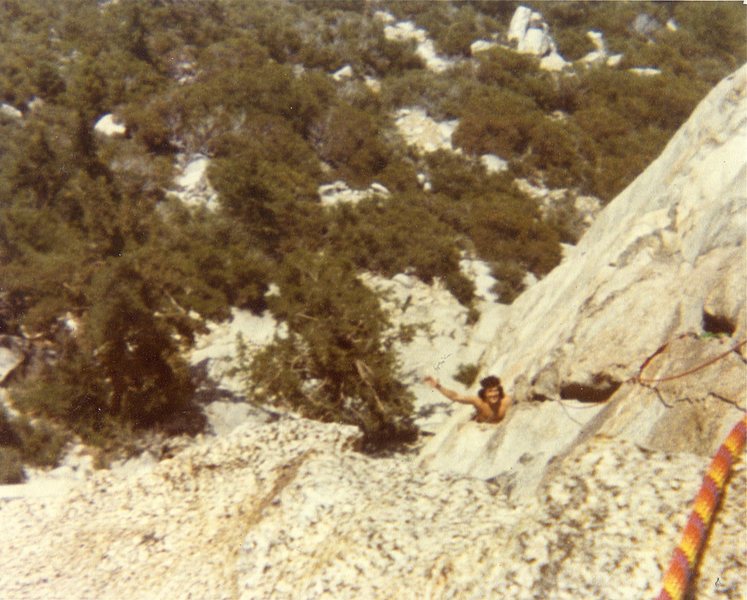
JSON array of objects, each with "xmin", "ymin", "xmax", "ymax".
[
  {"xmin": 394, "ymin": 107, "xmax": 459, "ymax": 154},
  {"xmin": 317, "ymin": 180, "xmax": 390, "ymax": 206},
  {"xmin": 170, "ymin": 154, "xmax": 219, "ymax": 209},
  {"xmin": 507, "ymin": 6, "xmax": 569, "ymax": 71},
  {"xmin": 0, "ymin": 103, "xmax": 23, "ymax": 120},
  {"xmin": 378, "ymin": 13, "xmax": 453, "ymax": 73},
  {"xmin": 507, "ymin": 6, "xmax": 552, "ymax": 57},
  {"xmin": 93, "ymin": 113, "xmax": 126, "ymax": 137}
]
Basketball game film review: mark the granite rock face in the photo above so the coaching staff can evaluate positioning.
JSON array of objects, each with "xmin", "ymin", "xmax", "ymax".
[
  {"xmin": 479, "ymin": 64, "xmax": 747, "ymax": 405},
  {"xmin": 419, "ymin": 64, "xmax": 747, "ymax": 554}
]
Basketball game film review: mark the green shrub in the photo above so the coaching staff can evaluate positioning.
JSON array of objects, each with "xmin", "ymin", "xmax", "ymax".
[
  {"xmin": 379, "ymin": 67, "xmax": 471, "ymax": 120},
  {"xmin": 454, "ymin": 363, "xmax": 479, "ymax": 387},
  {"xmin": 0, "ymin": 406, "xmax": 68, "ymax": 479},
  {"xmin": 467, "ymin": 193, "xmax": 561, "ymax": 277},
  {"xmin": 489, "ymin": 260, "xmax": 527, "ymax": 304},
  {"xmin": 12, "ymin": 415, "xmax": 69, "ymax": 467},
  {"xmin": 314, "ymin": 102, "xmax": 392, "ymax": 186},
  {"xmin": 208, "ymin": 114, "xmax": 321, "ymax": 251},
  {"xmin": 249, "ymin": 250, "xmax": 417, "ymax": 451},
  {"xmin": 0, "ymin": 447, "xmax": 25, "ymax": 484},
  {"xmin": 436, "ymin": 6, "xmax": 483, "ymax": 57},
  {"xmin": 553, "ymin": 28, "xmax": 596, "ymax": 61},
  {"xmin": 452, "ymin": 87, "xmax": 539, "ymax": 158}
]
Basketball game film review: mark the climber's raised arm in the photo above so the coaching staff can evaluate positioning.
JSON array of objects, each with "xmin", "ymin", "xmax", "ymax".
[{"xmin": 423, "ymin": 376, "xmax": 479, "ymax": 405}]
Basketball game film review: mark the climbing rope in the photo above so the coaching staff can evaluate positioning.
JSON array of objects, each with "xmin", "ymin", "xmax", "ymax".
[
  {"xmin": 656, "ymin": 415, "xmax": 747, "ymax": 600},
  {"xmin": 637, "ymin": 338, "xmax": 746, "ymax": 385}
]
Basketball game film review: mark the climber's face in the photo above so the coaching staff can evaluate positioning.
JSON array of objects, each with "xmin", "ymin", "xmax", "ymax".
[{"xmin": 484, "ymin": 386, "xmax": 501, "ymax": 403}]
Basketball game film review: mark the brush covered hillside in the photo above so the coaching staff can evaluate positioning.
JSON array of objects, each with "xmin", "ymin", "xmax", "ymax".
[{"xmin": 0, "ymin": 0, "xmax": 745, "ymax": 480}]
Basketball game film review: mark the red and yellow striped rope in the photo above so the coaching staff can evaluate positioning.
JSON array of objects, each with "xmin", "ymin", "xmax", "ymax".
[{"xmin": 657, "ymin": 415, "xmax": 747, "ymax": 600}]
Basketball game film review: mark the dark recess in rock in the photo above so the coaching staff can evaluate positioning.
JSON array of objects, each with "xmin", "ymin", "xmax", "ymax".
[
  {"xmin": 559, "ymin": 379, "xmax": 621, "ymax": 403},
  {"xmin": 702, "ymin": 310, "xmax": 735, "ymax": 337}
]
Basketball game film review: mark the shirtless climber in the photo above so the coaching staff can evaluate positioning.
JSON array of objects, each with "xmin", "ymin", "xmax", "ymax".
[{"xmin": 424, "ymin": 375, "xmax": 512, "ymax": 424}]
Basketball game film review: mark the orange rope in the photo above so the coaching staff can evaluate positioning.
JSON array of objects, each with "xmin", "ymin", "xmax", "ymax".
[{"xmin": 657, "ymin": 416, "xmax": 746, "ymax": 600}]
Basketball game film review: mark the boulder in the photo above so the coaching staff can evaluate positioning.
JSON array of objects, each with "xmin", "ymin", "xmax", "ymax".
[
  {"xmin": 509, "ymin": 7, "xmax": 561, "ymax": 59},
  {"xmin": 540, "ymin": 50, "xmax": 571, "ymax": 72},
  {"xmin": 470, "ymin": 39, "xmax": 497, "ymax": 55},
  {"xmin": 394, "ymin": 107, "xmax": 459, "ymax": 154},
  {"xmin": 331, "ymin": 64, "xmax": 354, "ymax": 82},
  {"xmin": 629, "ymin": 67, "xmax": 662, "ymax": 76},
  {"xmin": 480, "ymin": 153, "xmax": 508, "ymax": 174},
  {"xmin": 93, "ymin": 113, "xmax": 126, "ymax": 137},
  {"xmin": 580, "ymin": 30, "xmax": 608, "ymax": 65},
  {"xmin": 606, "ymin": 54, "xmax": 623, "ymax": 67},
  {"xmin": 171, "ymin": 154, "xmax": 219, "ymax": 209},
  {"xmin": 518, "ymin": 25, "xmax": 551, "ymax": 56},
  {"xmin": 507, "ymin": 6, "xmax": 532, "ymax": 43},
  {"xmin": 414, "ymin": 38, "xmax": 452, "ymax": 73},
  {"xmin": 317, "ymin": 180, "xmax": 389, "ymax": 206},
  {"xmin": 363, "ymin": 75, "xmax": 381, "ymax": 94},
  {"xmin": 0, "ymin": 103, "xmax": 22, "ymax": 120}
]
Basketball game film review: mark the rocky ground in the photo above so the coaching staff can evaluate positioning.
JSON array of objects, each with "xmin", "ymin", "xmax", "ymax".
[{"xmin": 1, "ymin": 417, "xmax": 743, "ymax": 599}]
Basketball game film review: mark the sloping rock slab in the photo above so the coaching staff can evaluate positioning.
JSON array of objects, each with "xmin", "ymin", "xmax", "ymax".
[{"xmin": 480, "ymin": 65, "xmax": 746, "ymax": 404}]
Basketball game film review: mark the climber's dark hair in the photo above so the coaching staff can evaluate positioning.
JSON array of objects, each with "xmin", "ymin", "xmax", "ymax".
[{"xmin": 478, "ymin": 375, "xmax": 504, "ymax": 400}]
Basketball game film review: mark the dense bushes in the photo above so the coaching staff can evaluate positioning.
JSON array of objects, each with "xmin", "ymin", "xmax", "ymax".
[
  {"xmin": 314, "ymin": 101, "xmax": 392, "ymax": 187},
  {"xmin": 449, "ymin": 44, "xmax": 715, "ymax": 199},
  {"xmin": 0, "ymin": 0, "xmax": 743, "ymax": 465},
  {"xmin": 323, "ymin": 195, "xmax": 475, "ymax": 305},
  {"xmin": 0, "ymin": 103, "xmax": 260, "ymax": 450},
  {"xmin": 423, "ymin": 151, "xmax": 562, "ymax": 298}
]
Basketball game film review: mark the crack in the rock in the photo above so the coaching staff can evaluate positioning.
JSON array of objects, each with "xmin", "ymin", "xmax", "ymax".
[
  {"xmin": 638, "ymin": 382, "xmax": 674, "ymax": 409},
  {"xmin": 707, "ymin": 392, "xmax": 744, "ymax": 409},
  {"xmin": 231, "ymin": 450, "xmax": 315, "ymax": 600}
]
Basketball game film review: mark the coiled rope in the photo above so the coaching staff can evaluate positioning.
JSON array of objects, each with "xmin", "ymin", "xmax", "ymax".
[{"xmin": 656, "ymin": 415, "xmax": 746, "ymax": 600}]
